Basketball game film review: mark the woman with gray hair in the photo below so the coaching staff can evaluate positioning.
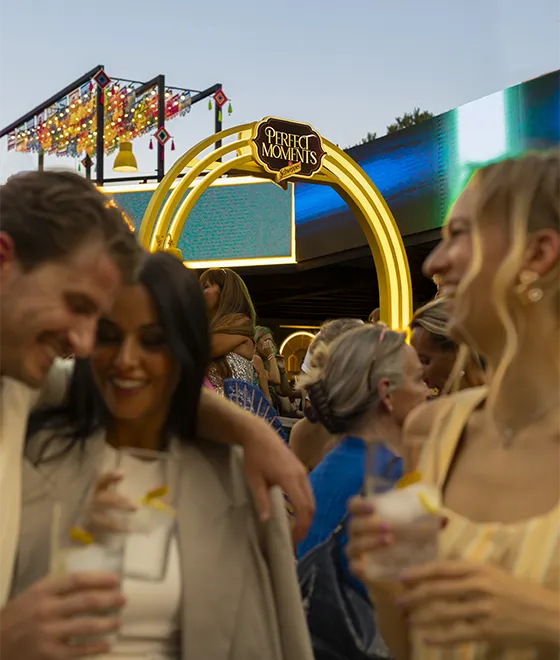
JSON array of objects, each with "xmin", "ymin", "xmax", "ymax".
[
  {"xmin": 290, "ymin": 318, "xmax": 364, "ymax": 471},
  {"xmin": 296, "ymin": 323, "xmax": 428, "ymax": 559}
]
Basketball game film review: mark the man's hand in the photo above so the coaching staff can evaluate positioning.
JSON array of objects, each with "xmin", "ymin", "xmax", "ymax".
[
  {"xmin": 1, "ymin": 572, "xmax": 125, "ymax": 659},
  {"xmin": 243, "ymin": 421, "xmax": 314, "ymax": 541}
]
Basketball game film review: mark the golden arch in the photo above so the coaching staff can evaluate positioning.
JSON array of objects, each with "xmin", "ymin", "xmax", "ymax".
[{"xmin": 138, "ymin": 120, "xmax": 413, "ymax": 331}]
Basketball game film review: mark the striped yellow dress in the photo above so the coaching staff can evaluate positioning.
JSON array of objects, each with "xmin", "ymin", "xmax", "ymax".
[{"xmin": 414, "ymin": 387, "xmax": 559, "ymax": 660}]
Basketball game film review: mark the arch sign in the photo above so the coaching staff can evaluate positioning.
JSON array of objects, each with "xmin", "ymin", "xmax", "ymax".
[{"xmin": 138, "ymin": 117, "xmax": 412, "ymax": 330}]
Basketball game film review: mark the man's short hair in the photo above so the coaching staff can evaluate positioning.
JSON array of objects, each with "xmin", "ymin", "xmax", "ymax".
[{"xmin": 0, "ymin": 170, "xmax": 143, "ymax": 283}]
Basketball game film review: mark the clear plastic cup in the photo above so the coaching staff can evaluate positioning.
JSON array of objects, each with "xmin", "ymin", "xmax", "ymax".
[
  {"xmin": 50, "ymin": 500, "xmax": 126, "ymax": 646},
  {"xmin": 114, "ymin": 448, "xmax": 178, "ymax": 581},
  {"xmin": 363, "ymin": 470, "xmax": 440, "ymax": 581},
  {"xmin": 50, "ymin": 500, "xmax": 126, "ymax": 578}
]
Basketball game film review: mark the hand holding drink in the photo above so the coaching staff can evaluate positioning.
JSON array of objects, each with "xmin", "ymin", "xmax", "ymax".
[
  {"xmin": 0, "ymin": 571, "xmax": 124, "ymax": 659},
  {"xmin": 349, "ymin": 463, "xmax": 444, "ymax": 582},
  {"xmin": 48, "ymin": 492, "xmax": 130, "ymax": 654}
]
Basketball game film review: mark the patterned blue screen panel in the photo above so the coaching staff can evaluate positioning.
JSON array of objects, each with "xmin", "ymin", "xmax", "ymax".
[
  {"xmin": 294, "ymin": 70, "xmax": 560, "ymax": 261},
  {"xmin": 106, "ymin": 181, "xmax": 293, "ymax": 261}
]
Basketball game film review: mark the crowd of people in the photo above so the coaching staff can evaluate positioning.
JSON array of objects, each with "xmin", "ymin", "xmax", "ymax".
[{"xmin": 0, "ymin": 149, "xmax": 558, "ymax": 660}]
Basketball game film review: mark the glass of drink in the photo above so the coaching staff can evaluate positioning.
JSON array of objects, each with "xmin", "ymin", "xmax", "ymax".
[
  {"xmin": 114, "ymin": 447, "xmax": 179, "ymax": 581},
  {"xmin": 50, "ymin": 500, "xmax": 126, "ymax": 578},
  {"xmin": 50, "ymin": 499, "xmax": 126, "ymax": 646},
  {"xmin": 363, "ymin": 445, "xmax": 441, "ymax": 580}
]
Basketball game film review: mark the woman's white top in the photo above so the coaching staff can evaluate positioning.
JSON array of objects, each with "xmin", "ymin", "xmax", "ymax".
[{"xmin": 99, "ymin": 445, "xmax": 181, "ymax": 660}]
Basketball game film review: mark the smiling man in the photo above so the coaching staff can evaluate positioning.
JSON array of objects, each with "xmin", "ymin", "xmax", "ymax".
[{"xmin": 0, "ymin": 171, "xmax": 312, "ymax": 660}]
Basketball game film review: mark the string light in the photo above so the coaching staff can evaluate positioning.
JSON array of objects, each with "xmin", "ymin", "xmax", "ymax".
[{"xmin": 8, "ymin": 77, "xmax": 202, "ymax": 157}]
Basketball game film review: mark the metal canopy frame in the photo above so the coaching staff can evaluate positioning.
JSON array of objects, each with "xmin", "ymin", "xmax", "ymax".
[{"xmin": 0, "ymin": 65, "xmax": 224, "ymax": 185}]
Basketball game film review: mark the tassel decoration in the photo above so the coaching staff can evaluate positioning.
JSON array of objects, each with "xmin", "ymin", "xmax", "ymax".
[
  {"xmin": 228, "ymin": 102, "xmax": 233, "ymax": 115},
  {"xmin": 171, "ymin": 140, "xmax": 175, "ymax": 151},
  {"xmin": 218, "ymin": 110, "xmax": 222, "ymax": 122},
  {"xmin": 149, "ymin": 139, "xmax": 153, "ymax": 150},
  {"xmin": 89, "ymin": 80, "xmax": 93, "ymax": 92},
  {"xmin": 208, "ymin": 99, "xmax": 212, "ymax": 111}
]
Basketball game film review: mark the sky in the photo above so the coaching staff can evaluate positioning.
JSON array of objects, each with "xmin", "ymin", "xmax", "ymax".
[{"xmin": 0, "ymin": 0, "xmax": 558, "ymax": 182}]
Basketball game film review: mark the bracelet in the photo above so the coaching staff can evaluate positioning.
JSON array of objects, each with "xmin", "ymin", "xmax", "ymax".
[{"xmin": 267, "ymin": 354, "xmax": 276, "ymax": 362}]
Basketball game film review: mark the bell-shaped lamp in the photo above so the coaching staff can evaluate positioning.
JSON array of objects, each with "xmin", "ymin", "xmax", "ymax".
[{"xmin": 113, "ymin": 141, "xmax": 138, "ymax": 172}]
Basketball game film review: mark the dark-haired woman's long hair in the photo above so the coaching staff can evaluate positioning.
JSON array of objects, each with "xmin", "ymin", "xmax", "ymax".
[{"xmin": 27, "ymin": 252, "xmax": 211, "ymax": 462}]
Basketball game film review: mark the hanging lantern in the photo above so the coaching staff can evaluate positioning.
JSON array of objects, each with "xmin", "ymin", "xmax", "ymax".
[{"xmin": 113, "ymin": 141, "xmax": 138, "ymax": 172}]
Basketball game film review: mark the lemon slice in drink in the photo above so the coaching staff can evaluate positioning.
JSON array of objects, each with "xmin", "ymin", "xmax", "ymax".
[
  {"xmin": 395, "ymin": 471, "xmax": 422, "ymax": 489},
  {"xmin": 69, "ymin": 527, "xmax": 94, "ymax": 545},
  {"xmin": 145, "ymin": 486, "xmax": 169, "ymax": 502},
  {"xmin": 133, "ymin": 490, "xmax": 176, "ymax": 533},
  {"xmin": 417, "ymin": 488, "xmax": 440, "ymax": 515}
]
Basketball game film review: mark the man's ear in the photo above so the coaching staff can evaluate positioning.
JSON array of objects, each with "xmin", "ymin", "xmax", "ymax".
[
  {"xmin": 0, "ymin": 232, "xmax": 21, "ymax": 288},
  {"xmin": 0, "ymin": 232, "xmax": 15, "ymax": 269}
]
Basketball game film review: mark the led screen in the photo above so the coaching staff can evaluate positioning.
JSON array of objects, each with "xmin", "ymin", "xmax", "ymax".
[
  {"xmin": 104, "ymin": 180, "xmax": 294, "ymax": 262},
  {"xmin": 295, "ymin": 70, "xmax": 559, "ymax": 261}
]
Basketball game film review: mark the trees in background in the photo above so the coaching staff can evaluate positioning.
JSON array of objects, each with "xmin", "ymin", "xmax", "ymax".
[{"xmin": 350, "ymin": 107, "xmax": 434, "ymax": 147}]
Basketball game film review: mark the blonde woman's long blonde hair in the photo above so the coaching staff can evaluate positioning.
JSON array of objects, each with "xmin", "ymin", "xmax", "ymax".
[{"xmin": 448, "ymin": 151, "xmax": 559, "ymax": 408}]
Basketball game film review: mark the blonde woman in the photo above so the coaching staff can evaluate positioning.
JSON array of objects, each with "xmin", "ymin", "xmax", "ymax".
[
  {"xmin": 410, "ymin": 298, "xmax": 485, "ymax": 398},
  {"xmin": 348, "ymin": 152, "xmax": 560, "ymax": 658}
]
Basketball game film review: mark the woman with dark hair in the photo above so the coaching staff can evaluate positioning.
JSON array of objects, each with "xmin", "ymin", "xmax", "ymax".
[
  {"xmin": 200, "ymin": 267, "xmax": 258, "ymax": 394},
  {"xmin": 15, "ymin": 252, "xmax": 313, "ymax": 660}
]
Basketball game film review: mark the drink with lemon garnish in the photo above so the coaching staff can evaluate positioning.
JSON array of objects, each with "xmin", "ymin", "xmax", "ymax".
[
  {"xmin": 50, "ymin": 504, "xmax": 126, "ymax": 647},
  {"xmin": 50, "ymin": 507, "xmax": 126, "ymax": 579},
  {"xmin": 123, "ymin": 486, "xmax": 177, "ymax": 580},
  {"xmin": 52, "ymin": 538, "xmax": 124, "ymax": 579},
  {"xmin": 363, "ymin": 472, "xmax": 441, "ymax": 580},
  {"xmin": 114, "ymin": 449, "xmax": 179, "ymax": 581}
]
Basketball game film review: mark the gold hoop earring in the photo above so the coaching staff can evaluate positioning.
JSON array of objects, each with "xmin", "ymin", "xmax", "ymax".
[{"xmin": 516, "ymin": 270, "xmax": 543, "ymax": 304}]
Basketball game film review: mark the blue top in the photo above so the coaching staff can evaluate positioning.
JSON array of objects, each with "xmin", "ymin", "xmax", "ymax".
[
  {"xmin": 296, "ymin": 437, "xmax": 402, "ymax": 596},
  {"xmin": 296, "ymin": 438, "xmax": 402, "ymax": 559}
]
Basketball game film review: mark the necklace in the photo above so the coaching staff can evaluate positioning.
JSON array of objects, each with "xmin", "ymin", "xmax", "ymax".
[{"xmin": 500, "ymin": 404, "xmax": 559, "ymax": 449}]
